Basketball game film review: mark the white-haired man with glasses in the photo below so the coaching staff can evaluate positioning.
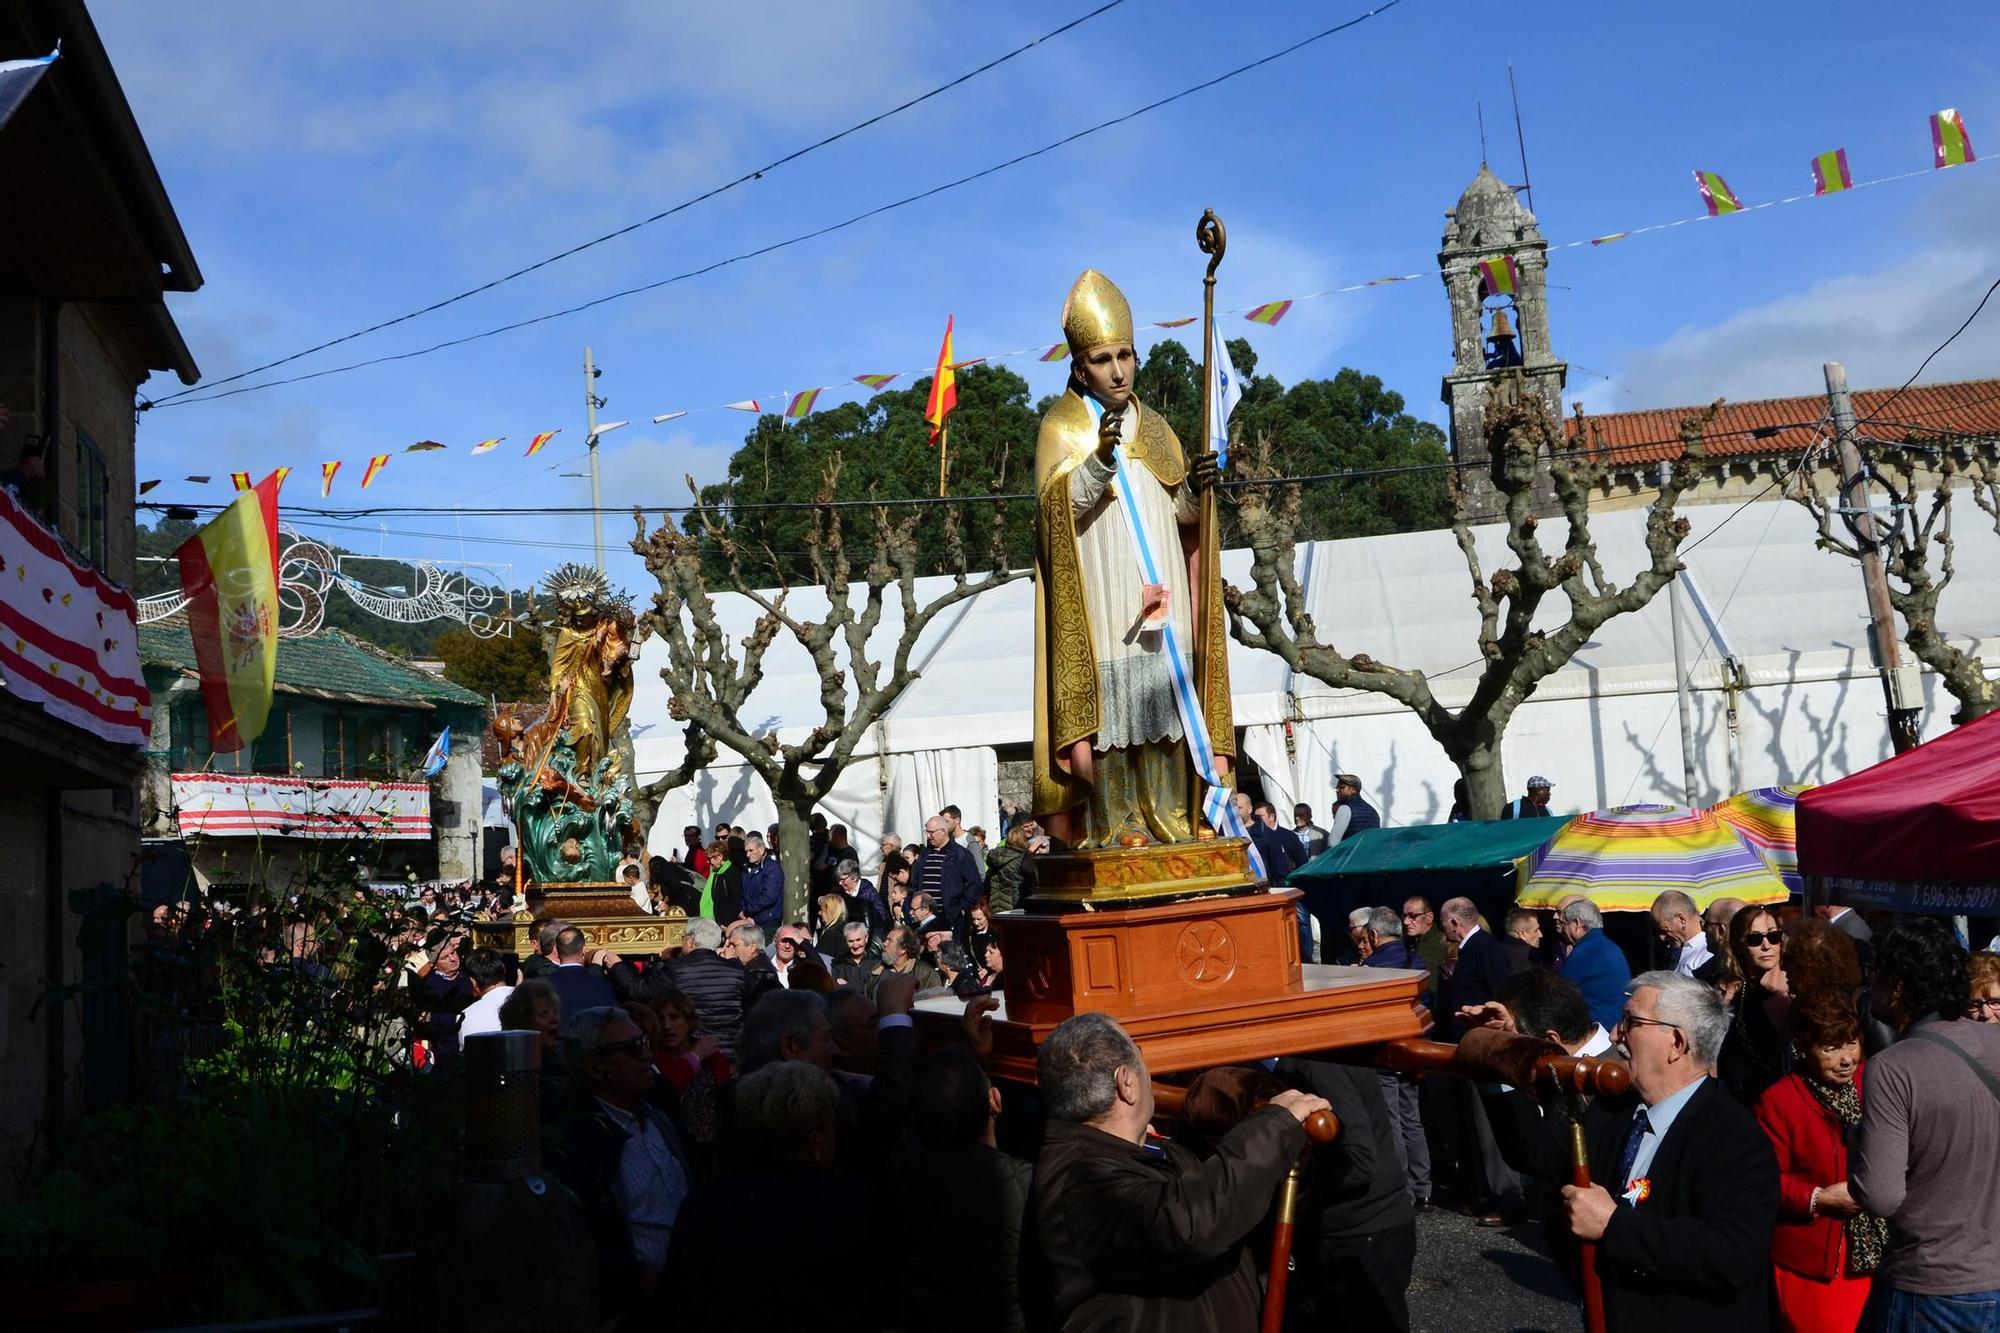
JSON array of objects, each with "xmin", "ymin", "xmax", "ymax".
[{"xmin": 1496, "ymin": 971, "xmax": 1779, "ymax": 1333}]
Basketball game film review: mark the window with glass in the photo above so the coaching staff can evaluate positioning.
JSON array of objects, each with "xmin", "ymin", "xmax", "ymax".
[{"xmin": 73, "ymin": 428, "xmax": 109, "ymax": 571}]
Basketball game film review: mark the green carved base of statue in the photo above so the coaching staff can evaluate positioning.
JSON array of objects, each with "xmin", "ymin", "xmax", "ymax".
[{"xmin": 496, "ymin": 733, "xmax": 634, "ymax": 886}]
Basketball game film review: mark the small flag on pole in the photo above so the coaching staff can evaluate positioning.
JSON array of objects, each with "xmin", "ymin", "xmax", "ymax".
[
  {"xmin": 1811, "ymin": 148, "xmax": 1854, "ymax": 195},
  {"xmin": 1932, "ymin": 109, "xmax": 1975, "ymax": 168},
  {"xmin": 360, "ymin": 454, "xmax": 389, "ymax": 488},
  {"xmin": 785, "ymin": 388, "xmax": 823, "ymax": 419},
  {"xmin": 1153, "ymin": 317, "xmax": 1197, "ymax": 328},
  {"xmin": 1477, "ymin": 256, "xmax": 1520, "ymax": 297},
  {"xmin": 320, "ymin": 461, "xmax": 340, "ymax": 497},
  {"xmin": 724, "ymin": 400, "xmax": 761, "ymax": 413},
  {"xmin": 525, "ymin": 429, "xmax": 561, "ymax": 456},
  {"xmin": 924, "ymin": 316, "xmax": 958, "ymax": 446},
  {"xmin": 1243, "ymin": 301, "xmax": 1293, "ymax": 326},
  {"xmin": 405, "ymin": 440, "xmax": 448, "ymax": 452},
  {"xmin": 1695, "ymin": 169, "xmax": 1744, "ymax": 216},
  {"xmin": 173, "ymin": 469, "xmax": 283, "ymax": 751},
  {"xmin": 0, "ymin": 45, "xmax": 59, "ymax": 135},
  {"xmin": 1207, "ymin": 321, "xmax": 1245, "ymax": 470},
  {"xmin": 853, "ymin": 374, "xmax": 898, "ymax": 391},
  {"xmin": 230, "ymin": 472, "xmax": 252, "ymax": 492},
  {"xmin": 422, "ymin": 725, "xmax": 451, "ymax": 778},
  {"xmin": 1039, "ymin": 344, "xmax": 1069, "ymax": 362},
  {"xmin": 470, "ymin": 437, "xmax": 504, "ymax": 454},
  {"xmin": 652, "ymin": 411, "xmax": 688, "ymax": 423}
]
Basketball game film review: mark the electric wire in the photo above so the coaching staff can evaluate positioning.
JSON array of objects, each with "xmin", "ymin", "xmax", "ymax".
[
  {"xmin": 138, "ymin": 1, "xmax": 1130, "ymax": 409},
  {"xmin": 149, "ymin": 1, "xmax": 1407, "ymax": 409}
]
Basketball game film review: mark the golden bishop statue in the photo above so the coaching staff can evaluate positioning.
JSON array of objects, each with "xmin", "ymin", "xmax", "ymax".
[{"xmin": 1033, "ymin": 269, "xmax": 1233, "ymax": 849}]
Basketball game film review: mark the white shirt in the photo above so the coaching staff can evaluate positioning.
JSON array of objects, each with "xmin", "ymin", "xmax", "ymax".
[
  {"xmin": 1672, "ymin": 933, "xmax": 1713, "ymax": 978},
  {"xmin": 1624, "ymin": 1075, "xmax": 1708, "ymax": 1190},
  {"xmin": 1577, "ymin": 1024, "xmax": 1615, "ymax": 1058},
  {"xmin": 1328, "ymin": 805, "xmax": 1353, "ymax": 843},
  {"xmin": 596, "ymin": 1098, "xmax": 691, "ymax": 1268},
  {"xmin": 458, "ymin": 984, "xmax": 514, "ymax": 1047}
]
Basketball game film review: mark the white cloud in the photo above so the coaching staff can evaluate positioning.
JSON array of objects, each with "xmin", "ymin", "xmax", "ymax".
[{"xmin": 1583, "ymin": 174, "xmax": 2000, "ymax": 410}]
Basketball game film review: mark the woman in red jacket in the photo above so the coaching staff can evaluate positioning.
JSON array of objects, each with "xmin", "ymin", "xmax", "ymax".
[{"xmin": 1753, "ymin": 989, "xmax": 1889, "ymax": 1332}]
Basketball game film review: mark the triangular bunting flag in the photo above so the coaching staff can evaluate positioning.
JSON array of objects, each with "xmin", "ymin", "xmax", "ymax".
[
  {"xmin": 1153, "ymin": 317, "xmax": 1196, "ymax": 328},
  {"xmin": 185, "ymin": 475, "xmax": 211, "ymax": 484},
  {"xmin": 139, "ymin": 479, "xmax": 160, "ymax": 496},
  {"xmin": 1590, "ymin": 232, "xmax": 1630, "ymax": 247},
  {"xmin": 785, "ymin": 388, "xmax": 823, "ymax": 419},
  {"xmin": 230, "ymin": 472, "xmax": 252, "ymax": 492},
  {"xmin": 1244, "ymin": 301, "xmax": 1293, "ymax": 326},
  {"xmin": 853, "ymin": 373, "xmax": 898, "ymax": 391},
  {"xmin": 724, "ymin": 400, "xmax": 761, "ymax": 413},
  {"xmin": 360, "ymin": 454, "xmax": 390, "ymax": 488},
  {"xmin": 1477, "ymin": 256, "xmax": 1520, "ymax": 297},
  {"xmin": 525, "ymin": 429, "xmax": 561, "ymax": 456},
  {"xmin": 405, "ymin": 440, "xmax": 448, "ymax": 452},
  {"xmin": 652, "ymin": 411, "xmax": 688, "ymax": 423},
  {"xmin": 1039, "ymin": 344, "xmax": 1069, "ymax": 362},
  {"xmin": 320, "ymin": 461, "xmax": 341, "ymax": 498},
  {"xmin": 470, "ymin": 437, "xmax": 504, "ymax": 454}
]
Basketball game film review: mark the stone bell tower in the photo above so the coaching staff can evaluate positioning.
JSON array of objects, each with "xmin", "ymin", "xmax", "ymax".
[{"xmin": 1440, "ymin": 164, "xmax": 1567, "ymax": 520}]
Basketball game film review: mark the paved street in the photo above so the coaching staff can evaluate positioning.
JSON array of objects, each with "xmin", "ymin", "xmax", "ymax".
[{"xmin": 1407, "ymin": 1206, "xmax": 1579, "ymax": 1333}]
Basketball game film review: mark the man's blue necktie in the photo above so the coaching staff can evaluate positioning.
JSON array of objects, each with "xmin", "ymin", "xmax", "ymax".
[{"xmin": 1616, "ymin": 1108, "xmax": 1653, "ymax": 1191}]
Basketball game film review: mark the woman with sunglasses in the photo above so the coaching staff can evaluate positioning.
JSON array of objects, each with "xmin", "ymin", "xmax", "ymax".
[
  {"xmin": 1719, "ymin": 908, "xmax": 1792, "ymax": 1103},
  {"xmin": 1754, "ymin": 989, "xmax": 1887, "ymax": 1332}
]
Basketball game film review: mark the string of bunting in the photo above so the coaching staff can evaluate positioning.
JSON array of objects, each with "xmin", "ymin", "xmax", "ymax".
[{"xmin": 142, "ymin": 109, "xmax": 1980, "ymax": 498}]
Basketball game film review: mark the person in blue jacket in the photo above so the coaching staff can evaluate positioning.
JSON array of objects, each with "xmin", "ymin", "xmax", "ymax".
[
  {"xmin": 1555, "ymin": 898, "xmax": 1631, "ymax": 1034},
  {"xmin": 738, "ymin": 831, "xmax": 785, "ymax": 932}
]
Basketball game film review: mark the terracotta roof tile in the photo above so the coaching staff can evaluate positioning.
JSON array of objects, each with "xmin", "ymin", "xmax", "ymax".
[{"xmin": 1569, "ymin": 377, "xmax": 2000, "ymax": 467}]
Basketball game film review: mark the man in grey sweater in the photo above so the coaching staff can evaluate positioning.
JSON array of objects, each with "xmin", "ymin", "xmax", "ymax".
[{"xmin": 1851, "ymin": 917, "xmax": 2000, "ymax": 1326}]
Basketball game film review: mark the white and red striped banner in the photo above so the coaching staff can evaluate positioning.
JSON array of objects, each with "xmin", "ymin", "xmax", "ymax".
[
  {"xmin": 0, "ymin": 486, "xmax": 152, "ymax": 747},
  {"xmin": 171, "ymin": 773, "xmax": 432, "ymax": 840}
]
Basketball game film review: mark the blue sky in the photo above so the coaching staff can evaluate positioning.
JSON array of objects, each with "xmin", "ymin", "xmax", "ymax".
[{"xmin": 95, "ymin": 0, "xmax": 2000, "ymax": 599}]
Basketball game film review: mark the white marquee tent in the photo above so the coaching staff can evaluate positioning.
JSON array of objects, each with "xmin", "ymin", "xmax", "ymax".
[{"xmin": 630, "ymin": 500, "xmax": 2000, "ymax": 870}]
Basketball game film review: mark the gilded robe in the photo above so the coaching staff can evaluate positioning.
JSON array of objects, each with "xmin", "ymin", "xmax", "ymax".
[{"xmin": 1032, "ymin": 388, "xmax": 1232, "ymax": 843}]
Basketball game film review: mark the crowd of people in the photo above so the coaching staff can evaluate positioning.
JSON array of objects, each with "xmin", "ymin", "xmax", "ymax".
[{"xmin": 151, "ymin": 786, "xmax": 2000, "ymax": 1332}]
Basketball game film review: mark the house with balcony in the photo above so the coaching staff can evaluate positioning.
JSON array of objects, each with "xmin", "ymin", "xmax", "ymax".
[
  {"xmin": 139, "ymin": 625, "xmax": 488, "ymax": 892},
  {"xmin": 0, "ymin": 1, "xmax": 204, "ymax": 1167}
]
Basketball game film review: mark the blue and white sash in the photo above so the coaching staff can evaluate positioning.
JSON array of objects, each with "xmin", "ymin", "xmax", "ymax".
[{"xmin": 1086, "ymin": 398, "xmax": 1264, "ymax": 878}]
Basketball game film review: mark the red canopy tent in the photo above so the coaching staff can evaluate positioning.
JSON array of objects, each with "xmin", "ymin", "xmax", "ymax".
[{"xmin": 1797, "ymin": 706, "xmax": 2000, "ymax": 913}]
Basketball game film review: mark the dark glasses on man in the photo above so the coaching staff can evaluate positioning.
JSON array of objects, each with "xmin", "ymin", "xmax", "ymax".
[{"xmin": 1741, "ymin": 930, "xmax": 1783, "ymax": 947}]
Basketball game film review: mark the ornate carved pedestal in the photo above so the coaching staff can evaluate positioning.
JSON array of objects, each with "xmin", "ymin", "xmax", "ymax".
[
  {"xmin": 917, "ymin": 843, "xmax": 1425, "ymax": 1082},
  {"xmin": 471, "ymin": 883, "xmax": 687, "ymax": 958}
]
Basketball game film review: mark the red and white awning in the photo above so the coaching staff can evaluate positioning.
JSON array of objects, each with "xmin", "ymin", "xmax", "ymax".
[{"xmin": 171, "ymin": 773, "xmax": 432, "ymax": 840}]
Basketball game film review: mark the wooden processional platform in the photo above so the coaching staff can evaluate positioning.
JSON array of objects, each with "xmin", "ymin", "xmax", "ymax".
[{"xmin": 916, "ymin": 838, "xmax": 1426, "ymax": 1082}]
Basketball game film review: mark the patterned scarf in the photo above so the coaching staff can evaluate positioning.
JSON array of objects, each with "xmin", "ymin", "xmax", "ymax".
[{"xmin": 1804, "ymin": 1075, "xmax": 1889, "ymax": 1275}]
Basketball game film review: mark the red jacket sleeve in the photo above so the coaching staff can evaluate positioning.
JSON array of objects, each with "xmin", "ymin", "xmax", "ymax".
[{"xmin": 1755, "ymin": 1077, "xmax": 1820, "ymax": 1219}]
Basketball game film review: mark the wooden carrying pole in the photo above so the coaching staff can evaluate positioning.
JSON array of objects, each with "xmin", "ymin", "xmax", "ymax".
[{"xmin": 1192, "ymin": 210, "xmax": 1226, "ymax": 821}]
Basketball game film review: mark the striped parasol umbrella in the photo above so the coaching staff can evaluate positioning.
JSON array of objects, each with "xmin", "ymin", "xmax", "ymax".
[
  {"xmin": 1711, "ymin": 785, "xmax": 1812, "ymax": 893},
  {"xmin": 1516, "ymin": 803, "xmax": 1790, "ymax": 911}
]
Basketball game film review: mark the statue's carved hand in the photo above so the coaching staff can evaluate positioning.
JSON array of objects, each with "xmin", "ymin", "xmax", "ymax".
[
  {"xmin": 1095, "ymin": 411, "xmax": 1123, "ymax": 464},
  {"xmin": 1188, "ymin": 451, "xmax": 1222, "ymax": 494}
]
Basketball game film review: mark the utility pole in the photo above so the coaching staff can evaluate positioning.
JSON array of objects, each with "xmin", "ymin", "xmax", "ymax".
[
  {"xmin": 1825, "ymin": 361, "xmax": 1922, "ymax": 753},
  {"xmin": 1661, "ymin": 461, "xmax": 1699, "ymax": 803},
  {"xmin": 584, "ymin": 346, "xmax": 604, "ymax": 571}
]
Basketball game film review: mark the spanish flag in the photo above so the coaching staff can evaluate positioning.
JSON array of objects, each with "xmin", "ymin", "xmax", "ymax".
[
  {"xmin": 924, "ymin": 315, "xmax": 957, "ymax": 446},
  {"xmin": 174, "ymin": 469, "xmax": 284, "ymax": 751}
]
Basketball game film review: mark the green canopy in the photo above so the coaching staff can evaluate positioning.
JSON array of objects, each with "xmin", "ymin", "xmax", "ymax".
[{"xmin": 1290, "ymin": 818, "xmax": 1571, "ymax": 883}]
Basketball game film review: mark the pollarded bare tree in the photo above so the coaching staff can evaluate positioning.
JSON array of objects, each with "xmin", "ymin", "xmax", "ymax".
[
  {"xmin": 1792, "ymin": 443, "xmax": 1999, "ymax": 723},
  {"xmin": 633, "ymin": 457, "xmax": 1024, "ymax": 923},
  {"xmin": 1226, "ymin": 373, "xmax": 1705, "ymax": 820}
]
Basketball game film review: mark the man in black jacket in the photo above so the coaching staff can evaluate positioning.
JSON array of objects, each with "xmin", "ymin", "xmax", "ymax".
[
  {"xmin": 1499, "ymin": 970, "xmax": 1779, "ymax": 1333},
  {"xmin": 660, "ymin": 918, "xmax": 748, "ymax": 1058},
  {"xmin": 1026, "ymin": 1012, "xmax": 1329, "ymax": 1331},
  {"xmin": 911, "ymin": 816, "xmax": 982, "ymax": 927},
  {"xmin": 1274, "ymin": 1058, "xmax": 1420, "ymax": 1332},
  {"xmin": 1437, "ymin": 897, "xmax": 1525, "ymax": 1224}
]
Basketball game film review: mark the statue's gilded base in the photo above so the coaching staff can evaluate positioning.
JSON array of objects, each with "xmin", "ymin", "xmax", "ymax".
[
  {"xmin": 472, "ymin": 887, "xmax": 686, "ymax": 958},
  {"xmin": 1028, "ymin": 836, "xmax": 1255, "ymax": 908}
]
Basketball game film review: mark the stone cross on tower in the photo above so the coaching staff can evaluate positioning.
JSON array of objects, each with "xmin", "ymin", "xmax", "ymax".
[{"xmin": 1439, "ymin": 164, "xmax": 1568, "ymax": 520}]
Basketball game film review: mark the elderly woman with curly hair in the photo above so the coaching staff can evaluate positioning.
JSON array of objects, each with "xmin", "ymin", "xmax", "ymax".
[
  {"xmin": 1966, "ymin": 950, "xmax": 2000, "ymax": 1023},
  {"xmin": 1755, "ymin": 989, "xmax": 1887, "ymax": 1332}
]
